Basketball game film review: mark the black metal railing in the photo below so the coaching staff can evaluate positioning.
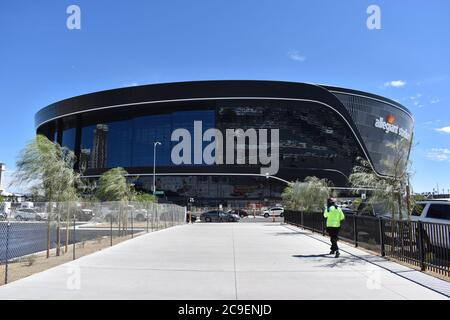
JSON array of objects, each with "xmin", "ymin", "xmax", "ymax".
[{"xmin": 284, "ymin": 210, "xmax": 449, "ymax": 278}]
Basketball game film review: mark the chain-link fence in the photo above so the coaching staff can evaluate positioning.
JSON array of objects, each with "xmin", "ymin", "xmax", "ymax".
[{"xmin": 0, "ymin": 201, "xmax": 186, "ymax": 285}]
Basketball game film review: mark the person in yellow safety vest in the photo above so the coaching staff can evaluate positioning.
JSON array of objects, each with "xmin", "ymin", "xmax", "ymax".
[{"xmin": 323, "ymin": 198, "xmax": 345, "ymax": 258}]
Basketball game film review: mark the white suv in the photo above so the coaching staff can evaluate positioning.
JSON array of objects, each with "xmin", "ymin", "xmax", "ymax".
[
  {"xmin": 411, "ymin": 200, "xmax": 450, "ymax": 225},
  {"xmin": 410, "ymin": 200, "xmax": 449, "ymax": 250},
  {"xmin": 263, "ymin": 207, "xmax": 284, "ymax": 218},
  {"xmin": 14, "ymin": 208, "xmax": 48, "ymax": 221}
]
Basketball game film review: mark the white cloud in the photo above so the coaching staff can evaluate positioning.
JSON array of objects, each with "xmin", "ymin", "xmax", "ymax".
[
  {"xmin": 287, "ymin": 50, "xmax": 306, "ymax": 62},
  {"xmin": 430, "ymin": 98, "xmax": 440, "ymax": 104},
  {"xmin": 426, "ymin": 148, "xmax": 450, "ymax": 162},
  {"xmin": 436, "ymin": 126, "xmax": 450, "ymax": 134},
  {"xmin": 384, "ymin": 80, "xmax": 406, "ymax": 88}
]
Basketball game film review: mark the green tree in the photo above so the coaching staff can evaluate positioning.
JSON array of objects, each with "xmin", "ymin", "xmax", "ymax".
[
  {"xmin": 96, "ymin": 167, "xmax": 134, "ymax": 201},
  {"xmin": 96, "ymin": 167, "xmax": 134, "ymax": 235},
  {"xmin": 134, "ymin": 192, "xmax": 157, "ymax": 203},
  {"xmin": 282, "ymin": 176, "xmax": 331, "ymax": 212},
  {"xmin": 348, "ymin": 138, "xmax": 413, "ymax": 220},
  {"xmin": 14, "ymin": 135, "xmax": 80, "ymax": 257}
]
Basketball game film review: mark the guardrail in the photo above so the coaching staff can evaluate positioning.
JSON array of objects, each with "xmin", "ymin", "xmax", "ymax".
[
  {"xmin": 284, "ymin": 210, "xmax": 449, "ymax": 278},
  {"xmin": 0, "ymin": 201, "xmax": 186, "ymax": 285}
]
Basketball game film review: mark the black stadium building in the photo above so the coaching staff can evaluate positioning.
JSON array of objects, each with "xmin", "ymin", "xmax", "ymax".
[{"xmin": 35, "ymin": 80, "xmax": 413, "ymax": 207}]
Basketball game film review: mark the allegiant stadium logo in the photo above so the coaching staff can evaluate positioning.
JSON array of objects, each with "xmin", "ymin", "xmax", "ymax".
[{"xmin": 374, "ymin": 116, "xmax": 410, "ymax": 139}]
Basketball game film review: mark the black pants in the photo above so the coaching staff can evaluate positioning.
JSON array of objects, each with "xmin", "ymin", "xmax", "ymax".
[{"xmin": 327, "ymin": 227, "xmax": 340, "ymax": 252}]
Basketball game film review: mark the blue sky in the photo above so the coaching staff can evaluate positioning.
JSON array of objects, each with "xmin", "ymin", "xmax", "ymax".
[{"xmin": 0, "ymin": 0, "xmax": 449, "ymax": 193}]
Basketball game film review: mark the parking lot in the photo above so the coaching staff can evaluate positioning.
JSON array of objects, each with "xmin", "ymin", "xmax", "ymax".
[{"xmin": 0, "ymin": 221, "xmax": 143, "ymax": 262}]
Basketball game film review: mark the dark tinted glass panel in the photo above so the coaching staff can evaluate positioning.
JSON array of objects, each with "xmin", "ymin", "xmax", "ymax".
[
  {"xmin": 411, "ymin": 204, "xmax": 425, "ymax": 216},
  {"xmin": 61, "ymin": 117, "xmax": 77, "ymax": 151},
  {"xmin": 217, "ymin": 100, "xmax": 362, "ymax": 175},
  {"xmin": 80, "ymin": 125, "xmax": 96, "ymax": 170},
  {"xmin": 334, "ymin": 93, "xmax": 413, "ymax": 176},
  {"xmin": 106, "ymin": 120, "xmax": 133, "ymax": 168},
  {"xmin": 171, "ymin": 110, "xmax": 215, "ymax": 165},
  {"xmin": 61, "ymin": 128, "xmax": 75, "ymax": 150},
  {"xmin": 426, "ymin": 204, "xmax": 450, "ymax": 220},
  {"xmin": 132, "ymin": 114, "xmax": 171, "ymax": 166}
]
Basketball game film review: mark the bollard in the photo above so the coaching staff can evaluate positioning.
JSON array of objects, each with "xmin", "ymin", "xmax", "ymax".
[{"xmin": 353, "ymin": 215, "xmax": 358, "ymax": 247}]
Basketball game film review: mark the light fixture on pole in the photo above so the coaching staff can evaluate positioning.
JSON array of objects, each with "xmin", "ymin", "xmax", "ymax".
[{"xmin": 153, "ymin": 142, "xmax": 161, "ymax": 194}]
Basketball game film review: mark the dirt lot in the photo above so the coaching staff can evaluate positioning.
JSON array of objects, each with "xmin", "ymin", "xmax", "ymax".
[{"xmin": 0, "ymin": 232, "xmax": 145, "ymax": 285}]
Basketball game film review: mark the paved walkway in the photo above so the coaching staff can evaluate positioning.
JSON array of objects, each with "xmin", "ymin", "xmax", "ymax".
[{"xmin": 0, "ymin": 223, "xmax": 448, "ymax": 300}]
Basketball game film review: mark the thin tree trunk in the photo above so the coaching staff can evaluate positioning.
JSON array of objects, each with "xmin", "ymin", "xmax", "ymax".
[{"xmin": 406, "ymin": 183, "xmax": 411, "ymax": 219}]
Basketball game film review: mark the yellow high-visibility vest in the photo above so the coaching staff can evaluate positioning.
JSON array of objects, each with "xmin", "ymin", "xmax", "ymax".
[{"xmin": 323, "ymin": 206, "xmax": 345, "ymax": 227}]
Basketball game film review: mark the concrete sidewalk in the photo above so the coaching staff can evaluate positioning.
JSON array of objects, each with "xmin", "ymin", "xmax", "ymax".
[{"xmin": 0, "ymin": 223, "xmax": 448, "ymax": 300}]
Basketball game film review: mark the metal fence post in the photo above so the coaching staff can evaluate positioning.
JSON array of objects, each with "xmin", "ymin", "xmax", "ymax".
[
  {"xmin": 72, "ymin": 212, "xmax": 76, "ymax": 260},
  {"xmin": 301, "ymin": 211, "xmax": 304, "ymax": 228},
  {"xmin": 146, "ymin": 203, "xmax": 149, "ymax": 233},
  {"xmin": 110, "ymin": 212, "xmax": 113, "ymax": 246},
  {"xmin": 353, "ymin": 215, "xmax": 358, "ymax": 247},
  {"xmin": 417, "ymin": 221, "xmax": 426, "ymax": 271},
  {"xmin": 131, "ymin": 207, "xmax": 134, "ymax": 239},
  {"xmin": 151, "ymin": 204, "xmax": 155, "ymax": 231},
  {"xmin": 322, "ymin": 216, "xmax": 325, "ymax": 236},
  {"xmin": 5, "ymin": 221, "xmax": 10, "ymax": 285},
  {"xmin": 379, "ymin": 217, "xmax": 385, "ymax": 256}
]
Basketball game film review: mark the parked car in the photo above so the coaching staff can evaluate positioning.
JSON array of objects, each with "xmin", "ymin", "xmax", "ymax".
[
  {"xmin": 341, "ymin": 207, "xmax": 356, "ymax": 215},
  {"xmin": 186, "ymin": 212, "xmax": 197, "ymax": 223},
  {"xmin": 410, "ymin": 200, "xmax": 449, "ymax": 251},
  {"xmin": 131, "ymin": 208, "xmax": 148, "ymax": 222},
  {"xmin": 200, "ymin": 210, "xmax": 240, "ymax": 222},
  {"xmin": 14, "ymin": 208, "xmax": 48, "ymax": 221},
  {"xmin": 74, "ymin": 209, "xmax": 95, "ymax": 221},
  {"xmin": 263, "ymin": 207, "xmax": 284, "ymax": 218},
  {"xmin": 410, "ymin": 200, "xmax": 450, "ymax": 224},
  {"xmin": 227, "ymin": 209, "xmax": 248, "ymax": 218},
  {"xmin": 355, "ymin": 202, "xmax": 401, "ymax": 219},
  {"xmin": 223, "ymin": 212, "xmax": 240, "ymax": 222}
]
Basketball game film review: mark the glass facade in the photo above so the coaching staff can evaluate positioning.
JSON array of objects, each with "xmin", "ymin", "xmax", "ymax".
[
  {"xmin": 132, "ymin": 175, "xmax": 285, "ymax": 208},
  {"xmin": 334, "ymin": 93, "xmax": 413, "ymax": 176},
  {"xmin": 50, "ymin": 100, "xmax": 364, "ymax": 177},
  {"xmin": 38, "ymin": 94, "xmax": 413, "ymax": 204}
]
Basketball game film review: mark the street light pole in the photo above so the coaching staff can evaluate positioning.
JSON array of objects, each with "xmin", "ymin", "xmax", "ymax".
[{"xmin": 153, "ymin": 141, "xmax": 161, "ymax": 194}]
